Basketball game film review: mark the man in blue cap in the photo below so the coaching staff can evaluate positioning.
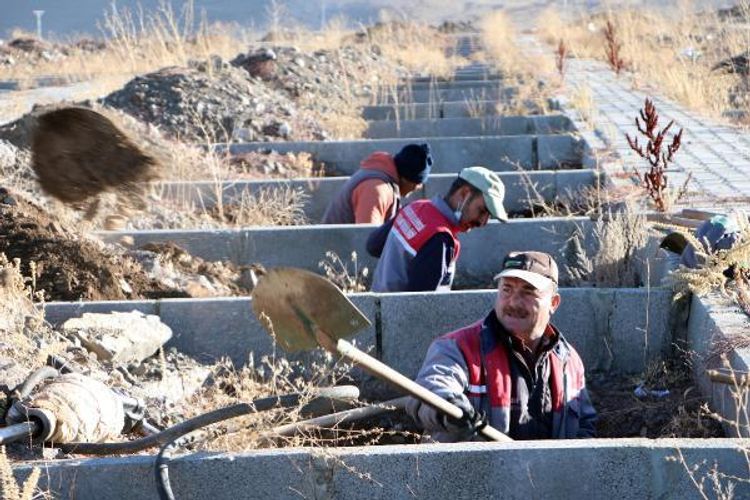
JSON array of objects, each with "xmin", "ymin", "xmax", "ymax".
[{"xmin": 322, "ymin": 143, "xmax": 432, "ymax": 225}]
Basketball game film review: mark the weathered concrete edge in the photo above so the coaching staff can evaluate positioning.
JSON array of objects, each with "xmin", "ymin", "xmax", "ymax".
[
  {"xmin": 687, "ymin": 294, "xmax": 750, "ymax": 437},
  {"xmin": 42, "ymin": 288, "xmax": 674, "ymax": 379},
  {"xmin": 154, "ymin": 169, "xmax": 600, "ymax": 221},
  {"xmin": 12, "ymin": 439, "xmax": 750, "ymax": 500}
]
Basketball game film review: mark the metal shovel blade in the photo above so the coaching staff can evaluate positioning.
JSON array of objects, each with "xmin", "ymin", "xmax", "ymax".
[{"xmin": 252, "ymin": 267, "xmax": 371, "ymax": 352}]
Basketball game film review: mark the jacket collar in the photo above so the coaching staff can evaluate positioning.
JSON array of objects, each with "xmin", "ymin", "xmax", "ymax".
[
  {"xmin": 431, "ymin": 195, "xmax": 461, "ymax": 226},
  {"xmin": 481, "ymin": 310, "xmax": 570, "ymax": 362}
]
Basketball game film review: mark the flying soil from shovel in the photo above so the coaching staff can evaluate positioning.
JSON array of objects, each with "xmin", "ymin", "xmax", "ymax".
[
  {"xmin": 252, "ymin": 267, "xmax": 512, "ymax": 442},
  {"xmin": 30, "ymin": 106, "xmax": 158, "ymax": 215}
]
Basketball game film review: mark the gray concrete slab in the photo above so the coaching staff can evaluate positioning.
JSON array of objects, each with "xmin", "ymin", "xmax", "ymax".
[
  {"xmin": 365, "ymin": 115, "xmax": 575, "ymax": 138},
  {"xmin": 156, "ymin": 170, "xmax": 600, "ymax": 223},
  {"xmin": 409, "ymin": 72, "xmax": 501, "ymax": 83},
  {"xmin": 363, "ymin": 100, "xmax": 501, "ymax": 120},
  {"xmin": 96, "ymin": 218, "xmax": 598, "ymax": 287},
  {"xmin": 379, "ymin": 288, "xmax": 674, "ymax": 381},
  {"xmin": 687, "ymin": 294, "xmax": 750, "ymax": 437},
  {"xmin": 12, "ymin": 439, "xmax": 749, "ymax": 499},
  {"xmin": 227, "ymin": 135, "xmax": 586, "ymax": 173},
  {"xmin": 391, "ymin": 79, "xmax": 505, "ymax": 92},
  {"xmin": 43, "ymin": 285, "xmax": 671, "ymax": 381},
  {"xmin": 376, "ymin": 86, "xmax": 515, "ymax": 105}
]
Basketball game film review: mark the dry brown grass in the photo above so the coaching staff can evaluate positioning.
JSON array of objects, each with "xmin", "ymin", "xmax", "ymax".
[
  {"xmin": 319, "ymin": 251, "xmax": 369, "ymax": 293},
  {"xmin": 666, "ymin": 212, "xmax": 750, "ymax": 301},
  {"xmin": 367, "ymin": 22, "xmax": 462, "ymax": 80},
  {"xmin": 0, "ymin": 1, "xmax": 248, "ymax": 84},
  {"xmin": 536, "ymin": 5, "xmax": 743, "ymax": 119},
  {"xmin": 564, "ymin": 206, "xmax": 650, "ymax": 287},
  {"xmin": 0, "ymin": 447, "xmax": 40, "ymax": 500},
  {"xmin": 479, "ymin": 10, "xmax": 554, "ymax": 115}
]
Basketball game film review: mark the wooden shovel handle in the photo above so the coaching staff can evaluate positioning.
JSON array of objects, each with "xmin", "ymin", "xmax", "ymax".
[{"xmin": 320, "ymin": 331, "xmax": 512, "ymax": 443}]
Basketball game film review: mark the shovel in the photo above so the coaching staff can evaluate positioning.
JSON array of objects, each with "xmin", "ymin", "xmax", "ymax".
[{"xmin": 252, "ymin": 267, "xmax": 511, "ymax": 443}]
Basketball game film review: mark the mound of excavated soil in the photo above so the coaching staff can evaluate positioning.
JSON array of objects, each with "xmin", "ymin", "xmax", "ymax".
[
  {"xmin": 102, "ymin": 62, "xmax": 327, "ymax": 143},
  {"xmin": 0, "ymin": 190, "xmax": 182, "ymax": 301}
]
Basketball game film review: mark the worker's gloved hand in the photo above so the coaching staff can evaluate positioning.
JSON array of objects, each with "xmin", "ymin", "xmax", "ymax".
[{"xmin": 441, "ymin": 395, "xmax": 487, "ymax": 435}]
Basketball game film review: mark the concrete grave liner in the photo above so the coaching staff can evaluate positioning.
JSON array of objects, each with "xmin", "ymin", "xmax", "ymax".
[{"xmin": 11, "ymin": 439, "xmax": 749, "ymax": 499}]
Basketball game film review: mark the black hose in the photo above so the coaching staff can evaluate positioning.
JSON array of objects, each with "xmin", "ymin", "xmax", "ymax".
[
  {"xmin": 57, "ymin": 393, "xmax": 304, "ymax": 455},
  {"xmin": 153, "ymin": 386, "xmax": 360, "ymax": 500},
  {"xmin": 14, "ymin": 366, "xmax": 59, "ymax": 401},
  {"xmin": 154, "ymin": 392, "xmax": 311, "ymax": 500}
]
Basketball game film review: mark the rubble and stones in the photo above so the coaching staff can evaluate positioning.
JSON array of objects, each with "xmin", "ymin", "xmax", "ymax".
[
  {"xmin": 102, "ymin": 62, "xmax": 328, "ymax": 143},
  {"xmin": 61, "ymin": 311, "xmax": 173, "ymax": 365},
  {"xmin": 128, "ymin": 241, "xmax": 253, "ymax": 297}
]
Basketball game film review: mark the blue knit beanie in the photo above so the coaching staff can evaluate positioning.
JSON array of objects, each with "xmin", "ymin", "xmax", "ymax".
[{"xmin": 394, "ymin": 143, "xmax": 433, "ymax": 184}]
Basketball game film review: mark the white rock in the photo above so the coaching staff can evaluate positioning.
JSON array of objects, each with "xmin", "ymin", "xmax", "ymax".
[{"xmin": 62, "ymin": 311, "xmax": 172, "ymax": 365}]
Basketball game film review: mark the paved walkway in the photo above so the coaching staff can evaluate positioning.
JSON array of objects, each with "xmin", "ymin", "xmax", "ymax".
[{"xmin": 514, "ymin": 22, "xmax": 750, "ymax": 210}]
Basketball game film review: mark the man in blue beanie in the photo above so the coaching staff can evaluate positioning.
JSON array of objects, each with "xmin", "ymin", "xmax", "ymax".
[{"xmin": 322, "ymin": 143, "xmax": 432, "ymax": 225}]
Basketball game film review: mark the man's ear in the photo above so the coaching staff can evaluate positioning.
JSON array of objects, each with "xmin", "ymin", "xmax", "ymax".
[{"xmin": 550, "ymin": 292, "xmax": 561, "ymax": 314}]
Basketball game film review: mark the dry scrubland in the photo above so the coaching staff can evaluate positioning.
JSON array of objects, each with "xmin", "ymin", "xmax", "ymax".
[
  {"xmin": 537, "ymin": 3, "xmax": 750, "ymax": 122},
  {"xmin": 0, "ymin": 6, "xmax": 748, "ymax": 497}
]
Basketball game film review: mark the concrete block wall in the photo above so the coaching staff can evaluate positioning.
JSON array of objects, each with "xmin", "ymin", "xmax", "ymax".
[
  {"xmin": 99, "ymin": 217, "xmax": 673, "ymax": 290},
  {"xmin": 364, "ymin": 115, "xmax": 575, "ymax": 138},
  {"xmin": 362, "ymin": 100, "xmax": 501, "ymax": 120},
  {"xmin": 156, "ymin": 169, "xmax": 600, "ymax": 222},
  {"xmin": 44, "ymin": 287, "xmax": 673, "ymax": 381},
  {"xmin": 98, "ymin": 218, "xmax": 598, "ymax": 286},
  {"xmin": 376, "ymin": 86, "xmax": 516, "ymax": 105},
  {"xmin": 687, "ymin": 294, "xmax": 750, "ymax": 437},
  {"xmin": 390, "ymin": 79, "xmax": 504, "ymax": 91},
  {"xmin": 12, "ymin": 439, "xmax": 749, "ymax": 499},
  {"xmin": 228, "ymin": 135, "xmax": 587, "ymax": 173}
]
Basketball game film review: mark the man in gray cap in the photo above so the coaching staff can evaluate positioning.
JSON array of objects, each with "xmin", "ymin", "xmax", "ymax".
[
  {"xmin": 368, "ymin": 166, "xmax": 507, "ymax": 292},
  {"xmin": 407, "ymin": 251, "xmax": 597, "ymax": 442}
]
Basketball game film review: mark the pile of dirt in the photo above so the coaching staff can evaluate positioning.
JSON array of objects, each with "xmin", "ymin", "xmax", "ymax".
[
  {"xmin": 0, "ymin": 190, "xmax": 181, "ymax": 301},
  {"xmin": 588, "ymin": 359, "xmax": 725, "ymax": 438},
  {"xmin": 102, "ymin": 60, "xmax": 328, "ymax": 143},
  {"xmin": 243, "ymin": 44, "xmax": 402, "ymax": 110}
]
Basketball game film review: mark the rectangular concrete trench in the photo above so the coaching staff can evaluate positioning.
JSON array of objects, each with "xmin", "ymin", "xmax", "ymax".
[
  {"xmin": 364, "ymin": 115, "xmax": 576, "ymax": 139},
  {"xmin": 154, "ymin": 169, "xmax": 599, "ymax": 223},
  {"xmin": 98, "ymin": 217, "xmax": 604, "ymax": 288},
  {"xmin": 362, "ymin": 100, "xmax": 504, "ymax": 120},
  {"xmin": 11, "ymin": 439, "xmax": 750, "ymax": 499},
  {"xmin": 373, "ymin": 85, "xmax": 516, "ymax": 105},
  {"xmin": 42, "ymin": 287, "xmax": 674, "ymax": 383},
  {"xmin": 687, "ymin": 293, "xmax": 750, "ymax": 437},
  {"xmin": 225, "ymin": 134, "xmax": 590, "ymax": 173}
]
